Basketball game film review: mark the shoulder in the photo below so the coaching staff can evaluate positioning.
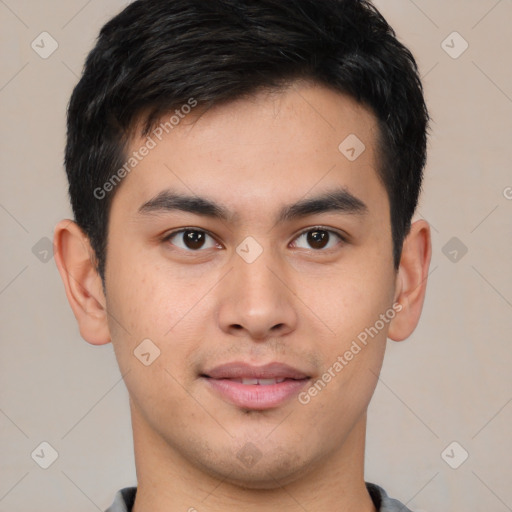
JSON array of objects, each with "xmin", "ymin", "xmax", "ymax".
[
  {"xmin": 366, "ymin": 482, "xmax": 415, "ymax": 512},
  {"xmin": 104, "ymin": 487, "xmax": 137, "ymax": 512}
]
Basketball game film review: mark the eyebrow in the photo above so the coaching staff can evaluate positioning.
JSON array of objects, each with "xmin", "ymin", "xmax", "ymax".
[{"xmin": 137, "ymin": 187, "xmax": 368, "ymax": 223}]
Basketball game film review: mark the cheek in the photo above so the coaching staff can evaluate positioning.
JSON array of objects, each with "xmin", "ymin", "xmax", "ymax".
[
  {"xmin": 106, "ymin": 246, "xmax": 186, "ymax": 336},
  {"xmin": 294, "ymin": 254, "xmax": 394, "ymax": 412},
  {"xmin": 296, "ymin": 307, "xmax": 388, "ymax": 447},
  {"xmin": 104, "ymin": 259, "xmax": 206, "ymax": 425},
  {"xmin": 299, "ymin": 258, "xmax": 395, "ymax": 348},
  {"xmin": 104, "ymin": 252, "xmax": 213, "ymax": 377}
]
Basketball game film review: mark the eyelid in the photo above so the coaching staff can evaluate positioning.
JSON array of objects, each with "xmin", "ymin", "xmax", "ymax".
[
  {"xmin": 294, "ymin": 225, "xmax": 348, "ymax": 241},
  {"xmin": 162, "ymin": 225, "xmax": 348, "ymax": 252},
  {"xmin": 162, "ymin": 227, "xmax": 222, "ymax": 250},
  {"xmin": 290, "ymin": 225, "xmax": 348, "ymax": 248},
  {"xmin": 163, "ymin": 227, "xmax": 218, "ymax": 239}
]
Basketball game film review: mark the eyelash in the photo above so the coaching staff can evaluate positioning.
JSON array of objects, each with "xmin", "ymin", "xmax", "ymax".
[{"xmin": 161, "ymin": 226, "xmax": 347, "ymax": 253}]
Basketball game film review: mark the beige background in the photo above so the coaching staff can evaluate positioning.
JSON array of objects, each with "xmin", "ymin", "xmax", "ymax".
[{"xmin": 1, "ymin": 1, "xmax": 511, "ymax": 511}]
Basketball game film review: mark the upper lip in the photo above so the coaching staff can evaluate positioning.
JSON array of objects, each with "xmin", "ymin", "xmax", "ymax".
[{"xmin": 203, "ymin": 362, "xmax": 310, "ymax": 380}]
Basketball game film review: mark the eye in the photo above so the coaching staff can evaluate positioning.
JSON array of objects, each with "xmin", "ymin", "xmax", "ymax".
[
  {"xmin": 163, "ymin": 229, "xmax": 220, "ymax": 251},
  {"xmin": 291, "ymin": 227, "xmax": 345, "ymax": 251}
]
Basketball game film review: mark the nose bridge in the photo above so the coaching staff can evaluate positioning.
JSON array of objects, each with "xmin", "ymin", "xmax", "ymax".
[
  {"xmin": 216, "ymin": 238, "xmax": 298, "ymax": 339},
  {"xmin": 233, "ymin": 239, "xmax": 287, "ymax": 311}
]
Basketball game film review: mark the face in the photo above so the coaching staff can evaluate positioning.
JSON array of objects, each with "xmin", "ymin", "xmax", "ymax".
[{"xmin": 104, "ymin": 81, "xmax": 398, "ymax": 488}]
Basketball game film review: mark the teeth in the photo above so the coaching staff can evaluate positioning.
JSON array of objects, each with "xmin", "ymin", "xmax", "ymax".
[
  {"xmin": 258, "ymin": 378, "xmax": 281, "ymax": 385},
  {"xmin": 237, "ymin": 378, "xmax": 287, "ymax": 385}
]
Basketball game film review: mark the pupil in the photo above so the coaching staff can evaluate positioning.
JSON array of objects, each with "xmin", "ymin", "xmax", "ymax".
[
  {"xmin": 184, "ymin": 230, "xmax": 205, "ymax": 249},
  {"xmin": 307, "ymin": 230, "xmax": 328, "ymax": 249}
]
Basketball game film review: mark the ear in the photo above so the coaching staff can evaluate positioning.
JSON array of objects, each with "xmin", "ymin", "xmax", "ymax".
[
  {"xmin": 388, "ymin": 219, "xmax": 432, "ymax": 342},
  {"xmin": 53, "ymin": 220, "xmax": 111, "ymax": 345}
]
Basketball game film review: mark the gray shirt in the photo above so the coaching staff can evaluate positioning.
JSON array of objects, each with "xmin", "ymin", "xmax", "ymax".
[{"xmin": 105, "ymin": 483, "xmax": 414, "ymax": 511}]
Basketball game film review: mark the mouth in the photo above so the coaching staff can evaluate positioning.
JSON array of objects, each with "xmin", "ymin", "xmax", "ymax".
[
  {"xmin": 227, "ymin": 377, "xmax": 287, "ymax": 385},
  {"xmin": 201, "ymin": 362, "xmax": 311, "ymax": 410}
]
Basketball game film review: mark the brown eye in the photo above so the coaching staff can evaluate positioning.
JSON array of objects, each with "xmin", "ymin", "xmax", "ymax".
[
  {"xmin": 165, "ymin": 229, "xmax": 218, "ymax": 251},
  {"xmin": 307, "ymin": 230, "xmax": 329, "ymax": 249},
  {"xmin": 183, "ymin": 230, "xmax": 206, "ymax": 249},
  {"xmin": 292, "ymin": 228, "xmax": 344, "ymax": 251}
]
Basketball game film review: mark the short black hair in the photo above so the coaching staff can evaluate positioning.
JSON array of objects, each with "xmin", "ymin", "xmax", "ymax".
[{"xmin": 65, "ymin": 0, "xmax": 430, "ymax": 281}]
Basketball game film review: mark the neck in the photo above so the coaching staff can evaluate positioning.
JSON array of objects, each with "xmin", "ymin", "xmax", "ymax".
[{"xmin": 130, "ymin": 401, "xmax": 376, "ymax": 512}]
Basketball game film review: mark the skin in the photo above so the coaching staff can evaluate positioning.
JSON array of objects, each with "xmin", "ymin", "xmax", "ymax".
[{"xmin": 54, "ymin": 81, "xmax": 431, "ymax": 512}]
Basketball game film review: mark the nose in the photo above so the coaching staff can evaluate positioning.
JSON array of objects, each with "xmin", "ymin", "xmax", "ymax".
[{"xmin": 216, "ymin": 244, "xmax": 298, "ymax": 341}]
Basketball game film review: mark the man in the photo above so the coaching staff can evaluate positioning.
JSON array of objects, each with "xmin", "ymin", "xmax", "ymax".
[{"xmin": 54, "ymin": 0, "xmax": 431, "ymax": 510}]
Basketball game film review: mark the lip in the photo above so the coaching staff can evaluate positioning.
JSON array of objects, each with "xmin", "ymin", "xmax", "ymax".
[
  {"xmin": 201, "ymin": 362, "xmax": 311, "ymax": 410},
  {"xmin": 204, "ymin": 362, "xmax": 309, "ymax": 380}
]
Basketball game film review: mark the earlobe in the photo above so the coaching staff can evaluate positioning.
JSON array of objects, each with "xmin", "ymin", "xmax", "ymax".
[
  {"xmin": 53, "ymin": 220, "xmax": 111, "ymax": 345},
  {"xmin": 388, "ymin": 219, "xmax": 432, "ymax": 342}
]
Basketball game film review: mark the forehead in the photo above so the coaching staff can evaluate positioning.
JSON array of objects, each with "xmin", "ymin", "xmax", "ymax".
[{"xmin": 110, "ymin": 81, "xmax": 386, "ymax": 220}]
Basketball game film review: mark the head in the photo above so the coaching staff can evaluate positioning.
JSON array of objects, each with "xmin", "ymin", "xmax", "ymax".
[
  {"xmin": 65, "ymin": 0, "xmax": 429, "ymax": 282},
  {"xmin": 55, "ymin": 0, "xmax": 431, "ymax": 493}
]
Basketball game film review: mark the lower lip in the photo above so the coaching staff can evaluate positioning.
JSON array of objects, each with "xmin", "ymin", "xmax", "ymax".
[{"xmin": 204, "ymin": 378, "xmax": 309, "ymax": 410}]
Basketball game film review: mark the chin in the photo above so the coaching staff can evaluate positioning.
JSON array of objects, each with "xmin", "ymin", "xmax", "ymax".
[{"xmin": 197, "ymin": 445, "xmax": 316, "ymax": 490}]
